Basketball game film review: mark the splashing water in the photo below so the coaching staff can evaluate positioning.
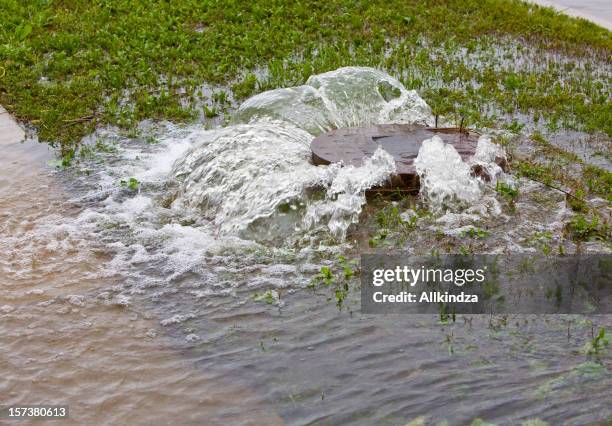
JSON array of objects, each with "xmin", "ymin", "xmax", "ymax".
[
  {"xmin": 233, "ymin": 66, "xmax": 433, "ymax": 134},
  {"xmin": 171, "ymin": 120, "xmax": 397, "ymax": 241},
  {"xmin": 303, "ymin": 147, "xmax": 396, "ymax": 239},
  {"xmin": 415, "ymin": 135, "xmax": 507, "ymax": 213},
  {"xmin": 469, "ymin": 135, "xmax": 507, "ymax": 184},
  {"xmin": 171, "ymin": 119, "xmax": 323, "ymax": 239},
  {"xmin": 414, "ymin": 135, "xmax": 482, "ymax": 212},
  {"xmin": 171, "ymin": 67, "xmax": 432, "ymax": 241}
]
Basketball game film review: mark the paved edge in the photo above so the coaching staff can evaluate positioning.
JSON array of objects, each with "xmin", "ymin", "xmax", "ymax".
[
  {"xmin": 527, "ymin": 0, "xmax": 612, "ymax": 31},
  {"xmin": 0, "ymin": 105, "xmax": 25, "ymax": 145}
]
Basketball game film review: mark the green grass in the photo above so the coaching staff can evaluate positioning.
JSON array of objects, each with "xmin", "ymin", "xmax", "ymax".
[{"xmin": 0, "ymin": 0, "xmax": 610, "ymax": 153}]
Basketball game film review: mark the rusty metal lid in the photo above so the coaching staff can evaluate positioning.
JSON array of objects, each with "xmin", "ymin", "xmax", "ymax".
[{"xmin": 311, "ymin": 124, "xmax": 479, "ymax": 177}]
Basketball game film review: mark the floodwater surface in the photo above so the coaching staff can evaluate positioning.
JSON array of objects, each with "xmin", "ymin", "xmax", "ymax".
[
  {"xmin": 1, "ymin": 68, "xmax": 610, "ymax": 425},
  {"xmin": 0, "ymin": 140, "xmax": 282, "ymax": 425}
]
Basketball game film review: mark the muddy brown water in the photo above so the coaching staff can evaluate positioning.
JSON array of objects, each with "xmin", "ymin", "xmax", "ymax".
[
  {"xmin": 0, "ymin": 140, "xmax": 281, "ymax": 425},
  {"xmin": 1, "ymin": 138, "xmax": 611, "ymax": 425}
]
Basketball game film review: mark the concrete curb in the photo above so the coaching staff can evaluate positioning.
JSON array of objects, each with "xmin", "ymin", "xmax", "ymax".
[
  {"xmin": 527, "ymin": 0, "xmax": 612, "ymax": 31},
  {"xmin": 0, "ymin": 105, "xmax": 25, "ymax": 145}
]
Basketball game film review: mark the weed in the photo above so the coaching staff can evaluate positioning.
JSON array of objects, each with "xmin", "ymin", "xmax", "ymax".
[
  {"xmin": 61, "ymin": 149, "xmax": 75, "ymax": 167},
  {"xmin": 253, "ymin": 289, "xmax": 278, "ymax": 304},
  {"xmin": 566, "ymin": 188, "xmax": 587, "ymax": 212},
  {"xmin": 495, "ymin": 181, "xmax": 519, "ymax": 201},
  {"xmin": 203, "ymin": 105, "xmax": 218, "ymax": 118},
  {"xmin": 462, "ymin": 227, "xmax": 490, "ymax": 239},
  {"xmin": 370, "ymin": 202, "xmax": 418, "ymax": 246},
  {"xmin": 585, "ymin": 327, "xmax": 609, "ymax": 355},
  {"xmin": 503, "ymin": 119, "xmax": 525, "ymax": 134},
  {"xmin": 439, "ymin": 305, "xmax": 456, "ymax": 325},
  {"xmin": 1, "ymin": 0, "xmax": 610, "ymax": 150},
  {"xmin": 527, "ymin": 231, "xmax": 553, "ymax": 255},
  {"xmin": 583, "ymin": 165, "xmax": 612, "ymax": 202},
  {"xmin": 120, "ymin": 177, "xmax": 140, "ymax": 190},
  {"xmin": 312, "ymin": 265, "xmax": 335, "ymax": 286},
  {"xmin": 566, "ymin": 214, "xmax": 605, "ymax": 241},
  {"xmin": 231, "ymin": 73, "xmax": 258, "ymax": 99},
  {"xmin": 459, "ymin": 245, "xmax": 471, "ymax": 255},
  {"xmin": 310, "ymin": 255, "xmax": 359, "ymax": 310},
  {"xmin": 368, "ymin": 230, "xmax": 388, "ymax": 248}
]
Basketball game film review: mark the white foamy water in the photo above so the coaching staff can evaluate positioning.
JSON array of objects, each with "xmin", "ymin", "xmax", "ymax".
[
  {"xmin": 171, "ymin": 120, "xmax": 397, "ymax": 241},
  {"xmin": 414, "ymin": 135, "xmax": 483, "ymax": 211},
  {"xmin": 170, "ymin": 67, "xmax": 431, "ymax": 241},
  {"xmin": 30, "ymin": 66, "xmax": 432, "ymax": 302},
  {"xmin": 303, "ymin": 147, "xmax": 396, "ymax": 239},
  {"xmin": 469, "ymin": 135, "xmax": 507, "ymax": 184},
  {"xmin": 414, "ymin": 135, "xmax": 508, "ymax": 214}
]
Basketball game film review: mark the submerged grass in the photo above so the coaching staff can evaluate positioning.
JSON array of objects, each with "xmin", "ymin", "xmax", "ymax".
[{"xmin": 0, "ymin": 0, "xmax": 610, "ymax": 153}]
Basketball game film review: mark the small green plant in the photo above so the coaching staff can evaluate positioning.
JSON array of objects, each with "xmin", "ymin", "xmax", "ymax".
[
  {"xmin": 314, "ymin": 265, "xmax": 335, "ymax": 286},
  {"xmin": 567, "ymin": 214, "xmax": 602, "ymax": 241},
  {"xmin": 438, "ymin": 304, "xmax": 456, "ymax": 325},
  {"xmin": 529, "ymin": 231, "xmax": 553, "ymax": 255},
  {"xmin": 310, "ymin": 255, "xmax": 358, "ymax": 310},
  {"xmin": 459, "ymin": 245, "xmax": 471, "ymax": 255},
  {"xmin": 95, "ymin": 140, "xmax": 118, "ymax": 153},
  {"xmin": 495, "ymin": 181, "xmax": 519, "ymax": 212},
  {"xmin": 212, "ymin": 90, "xmax": 228, "ymax": 104},
  {"xmin": 120, "ymin": 177, "xmax": 140, "ymax": 190},
  {"xmin": 495, "ymin": 181, "xmax": 519, "ymax": 201},
  {"xmin": 231, "ymin": 73, "xmax": 258, "ymax": 99},
  {"xmin": 61, "ymin": 149, "xmax": 75, "ymax": 167},
  {"xmin": 371, "ymin": 203, "xmax": 418, "ymax": 247},
  {"xmin": 516, "ymin": 161, "xmax": 554, "ymax": 186},
  {"xmin": 338, "ymin": 255, "xmax": 355, "ymax": 280},
  {"xmin": 503, "ymin": 119, "xmax": 525, "ymax": 134},
  {"xmin": 583, "ymin": 165, "xmax": 612, "ymax": 202},
  {"xmin": 335, "ymin": 284, "xmax": 349, "ymax": 309},
  {"xmin": 587, "ymin": 327, "xmax": 609, "ymax": 355},
  {"xmin": 203, "ymin": 105, "xmax": 218, "ymax": 118},
  {"xmin": 253, "ymin": 289, "xmax": 277, "ymax": 304},
  {"xmin": 463, "ymin": 227, "xmax": 490, "ymax": 239},
  {"xmin": 567, "ymin": 188, "xmax": 587, "ymax": 212},
  {"xmin": 368, "ymin": 230, "xmax": 388, "ymax": 248}
]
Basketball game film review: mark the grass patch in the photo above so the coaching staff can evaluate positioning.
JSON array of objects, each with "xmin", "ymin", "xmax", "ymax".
[{"xmin": 0, "ymin": 0, "xmax": 610, "ymax": 153}]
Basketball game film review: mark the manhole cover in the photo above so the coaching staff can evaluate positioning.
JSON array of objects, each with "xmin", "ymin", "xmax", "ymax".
[{"xmin": 311, "ymin": 124, "xmax": 479, "ymax": 192}]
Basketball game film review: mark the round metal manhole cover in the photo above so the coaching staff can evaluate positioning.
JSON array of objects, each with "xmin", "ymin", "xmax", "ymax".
[{"xmin": 311, "ymin": 124, "xmax": 479, "ymax": 182}]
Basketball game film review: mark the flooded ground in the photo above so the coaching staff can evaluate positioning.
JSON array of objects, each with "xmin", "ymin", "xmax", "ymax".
[
  {"xmin": 1, "ymin": 68, "xmax": 610, "ymax": 425},
  {"xmin": 0, "ymin": 140, "xmax": 282, "ymax": 425}
]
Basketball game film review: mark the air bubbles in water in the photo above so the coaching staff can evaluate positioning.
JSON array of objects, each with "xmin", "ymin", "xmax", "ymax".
[
  {"xmin": 303, "ymin": 146, "xmax": 396, "ymax": 240},
  {"xmin": 415, "ymin": 135, "xmax": 482, "ymax": 212},
  {"xmin": 171, "ymin": 67, "xmax": 432, "ymax": 242},
  {"xmin": 415, "ymin": 135, "xmax": 507, "ymax": 214}
]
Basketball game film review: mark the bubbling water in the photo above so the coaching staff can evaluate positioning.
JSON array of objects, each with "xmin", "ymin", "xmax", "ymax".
[
  {"xmin": 171, "ymin": 67, "xmax": 432, "ymax": 242},
  {"xmin": 303, "ymin": 147, "xmax": 396, "ymax": 239},
  {"xmin": 415, "ymin": 135, "xmax": 507, "ymax": 214}
]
